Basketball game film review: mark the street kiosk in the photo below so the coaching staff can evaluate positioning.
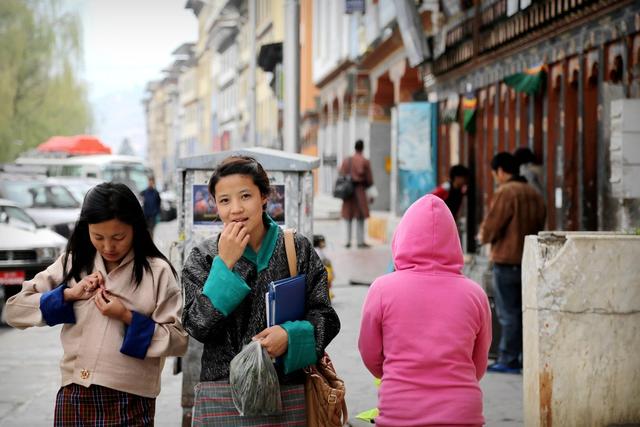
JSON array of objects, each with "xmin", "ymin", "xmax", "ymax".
[{"xmin": 171, "ymin": 147, "xmax": 319, "ymax": 424}]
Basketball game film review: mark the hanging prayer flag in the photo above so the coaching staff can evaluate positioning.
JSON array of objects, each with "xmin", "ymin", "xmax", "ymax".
[
  {"xmin": 462, "ymin": 95, "xmax": 478, "ymax": 134},
  {"xmin": 504, "ymin": 63, "xmax": 547, "ymax": 94}
]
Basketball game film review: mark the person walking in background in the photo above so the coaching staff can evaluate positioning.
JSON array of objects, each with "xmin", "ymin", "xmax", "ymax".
[
  {"xmin": 359, "ymin": 195, "xmax": 492, "ymax": 427},
  {"xmin": 514, "ymin": 147, "xmax": 544, "ymax": 195},
  {"xmin": 340, "ymin": 139, "xmax": 374, "ymax": 248},
  {"xmin": 431, "ymin": 164, "xmax": 470, "ymax": 220},
  {"xmin": 141, "ymin": 176, "xmax": 161, "ymax": 238},
  {"xmin": 5, "ymin": 182, "xmax": 188, "ymax": 425},
  {"xmin": 181, "ymin": 156, "xmax": 340, "ymax": 425},
  {"xmin": 478, "ymin": 152, "xmax": 546, "ymax": 373}
]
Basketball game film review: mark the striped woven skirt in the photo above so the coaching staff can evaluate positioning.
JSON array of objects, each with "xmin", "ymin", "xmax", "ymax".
[
  {"xmin": 54, "ymin": 383, "xmax": 155, "ymax": 426},
  {"xmin": 192, "ymin": 381, "xmax": 306, "ymax": 427}
]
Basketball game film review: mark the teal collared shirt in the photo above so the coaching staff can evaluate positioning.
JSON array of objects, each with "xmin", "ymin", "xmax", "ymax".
[{"xmin": 240, "ymin": 213, "xmax": 280, "ymax": 272}]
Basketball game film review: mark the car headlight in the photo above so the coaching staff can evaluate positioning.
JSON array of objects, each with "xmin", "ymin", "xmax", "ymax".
[{"xmin": 36, "ymin": 247, "xmax": 60, "ymax": 261}]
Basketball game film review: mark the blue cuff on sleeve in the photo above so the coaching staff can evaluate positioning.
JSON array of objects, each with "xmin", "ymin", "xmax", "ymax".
[
  {"xmin": 281, "ymin": 320, "xmax": 317, "ymax": 374},
  {"xmin": 202, "ymin": 256, "xmax": 251, "ymax": 317},
  {"xmin": 120, "ymin": 311, "xmax": 155, "ymax": 359},
  {"xmin": 40, "ymin": 284, "xmax": 76, "ymax": 326}
]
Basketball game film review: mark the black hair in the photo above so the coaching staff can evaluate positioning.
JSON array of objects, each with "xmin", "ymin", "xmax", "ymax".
[
  {"xmin": 449, "ymin": 164, "xmax": 470, "ymax": 182},
  {"xmin": 208, "ymin": 156, "xmax": 271, "ymax": 203},
  {"xmin": 355, "ymin": 140, "xmax": 364, "ymax": 152},
  {"xmin": 313, "ymin": 234, "xmax": 326, "ymax": 248},
  {"xmin": 491, "ymin": 152, "xmax": 519, "ymax": 175},
  {"xmin": 514, "ymin": 147, "xmax": 537, "ymax": 166},
  {"xmin": 62, "ymin": 182, "xmax": 177, "ymax": 285}
]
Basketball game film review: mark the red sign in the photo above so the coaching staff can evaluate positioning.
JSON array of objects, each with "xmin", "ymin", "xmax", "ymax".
[{"xmin": 0, "ymin": 270, "xmax": 25, "ymax": 285}]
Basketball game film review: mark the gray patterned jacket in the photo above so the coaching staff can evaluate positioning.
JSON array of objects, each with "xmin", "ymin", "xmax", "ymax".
[{"xmin": 181, "ymin": 230, "xmax": 340, "ymax": 384}]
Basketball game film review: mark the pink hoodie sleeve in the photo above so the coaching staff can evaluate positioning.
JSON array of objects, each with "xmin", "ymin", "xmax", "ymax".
[
  {"xmin": 472, "ymin": 294, "xmax": 493, "ymax": 380},
  {"xmin": 358, "ymin": 283, "xmax": 384, "ymax": 379}
]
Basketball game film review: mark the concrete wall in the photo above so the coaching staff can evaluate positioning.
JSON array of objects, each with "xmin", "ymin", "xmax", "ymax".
[
  {"xmin": 369, "ymin": 121, "xmax": 391, "ymax": 211},
  {"xmin": 522, "ymin": 232, "xmax": 640, "ymax": 426}
]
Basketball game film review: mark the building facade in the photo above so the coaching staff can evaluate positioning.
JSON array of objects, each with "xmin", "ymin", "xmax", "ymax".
[
  {"xmin": 144, "ymin": 0, "xmax": 640, "ymax": 237},
  {"xmin": 311, "ymin": 0, "xmax": 640, "ymax": 244},
  {"xmin": 430, "ymin": 0, "xmax": 640, "ymax": 248},
  {"xmin": 313, "ymin": 0, "xmax": 437, "ymax": 215}
]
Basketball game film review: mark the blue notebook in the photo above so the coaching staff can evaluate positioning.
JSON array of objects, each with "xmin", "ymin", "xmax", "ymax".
[{"xmin": 265, "ymin": 274, "xmax": 306, "ymax": 327}]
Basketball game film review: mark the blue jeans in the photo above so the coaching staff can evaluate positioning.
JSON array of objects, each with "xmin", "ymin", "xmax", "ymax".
[{"xmin": 492, "ymin": 263, "xmax": 522, "ymax": 367}]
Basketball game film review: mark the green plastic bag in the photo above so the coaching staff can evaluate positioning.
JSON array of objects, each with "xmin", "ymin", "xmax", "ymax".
[{"xmin": 229, "ymin": 340, "xmax": 283, "ymax": 416}]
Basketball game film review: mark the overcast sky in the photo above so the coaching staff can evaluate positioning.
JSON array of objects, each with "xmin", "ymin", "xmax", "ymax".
[{"xmin": 77, "ymin": 0, "xmax": 197, "ymax": 157}]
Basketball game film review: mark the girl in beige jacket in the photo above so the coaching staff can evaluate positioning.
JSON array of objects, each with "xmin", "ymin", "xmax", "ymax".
[{"xmin": 6, "ymin": 182, "xmax": 188, "ymax": 426}]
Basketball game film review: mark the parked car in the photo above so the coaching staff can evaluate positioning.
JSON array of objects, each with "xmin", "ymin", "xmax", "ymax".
[
  {"xmin": 14, "ymin": 154, "xmax": 150, "ymax": 193},
  {"xmin": 46, "ymin": 176, "xmax": 104, "ymax": 204},
  {"xmin": 0, "ymin": 173, "xmax": 81, "ymax": 238},
  {"xmin": 0, "ymin": 198, "xmax": 67, "ymax": 323}
]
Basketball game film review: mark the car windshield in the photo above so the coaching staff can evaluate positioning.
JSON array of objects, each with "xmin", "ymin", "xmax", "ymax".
[
  {"xmin": 0, "ymin": 181, "xmax": 80, "ymax": 208},
  {"xmin": 102, "ymin": 163, "xmax": 148, "ymax": 193},
  {"xmin": 59, "ymin": 181, "xmax": 95, "ymax": 203},
  {"xmin": 0, "ymin": 205, "xmax": 38, "ymax": 230}
]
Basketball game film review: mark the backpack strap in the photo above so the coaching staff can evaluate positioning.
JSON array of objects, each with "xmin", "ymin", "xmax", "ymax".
[{"xmin": 283, "ymin": 229, "xmax": 297, "ymax": 277}]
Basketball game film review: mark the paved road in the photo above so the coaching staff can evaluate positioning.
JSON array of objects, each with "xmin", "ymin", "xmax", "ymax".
[{"xmin": 0, "ymin": 217, "xmax": 523, "ymax": 426}]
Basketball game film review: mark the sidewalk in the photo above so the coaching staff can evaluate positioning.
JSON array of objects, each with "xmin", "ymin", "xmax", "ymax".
[{"xmin": 313, "ymin": 199, "xmax": 523, "ymax": 426}]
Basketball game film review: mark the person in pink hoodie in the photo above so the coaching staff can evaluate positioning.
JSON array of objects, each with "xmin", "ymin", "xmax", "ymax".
[{"xmin": 358, "ymin": 194, "xmax": 492, "ymax": 427}]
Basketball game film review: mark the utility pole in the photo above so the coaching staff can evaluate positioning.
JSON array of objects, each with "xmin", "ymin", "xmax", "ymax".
[
  {"xmin": 283, "ymin": 0, "xmax": 300, "ymax": 153},
  {"xmin": 249, "ymin": 0, "xmax": 257, "ymax": 147}
]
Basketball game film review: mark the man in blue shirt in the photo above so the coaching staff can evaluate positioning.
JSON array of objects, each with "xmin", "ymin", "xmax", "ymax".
[{"xmin": 140, "ymin": 177, "xmax": 161, "ymax": 238}]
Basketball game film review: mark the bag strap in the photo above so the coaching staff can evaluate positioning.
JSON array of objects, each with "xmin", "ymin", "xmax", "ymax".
[{"xmin": 283, "ymin": 229, "xmax": 297, "ymax": 277}]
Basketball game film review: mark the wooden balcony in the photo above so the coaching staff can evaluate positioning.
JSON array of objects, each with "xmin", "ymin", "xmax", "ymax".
[{"xmin": 434, "ymin": 0, "xmax": 609, "ymax": 76}]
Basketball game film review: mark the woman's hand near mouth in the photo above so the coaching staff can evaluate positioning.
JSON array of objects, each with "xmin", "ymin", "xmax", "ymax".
[{"xmin": 218, "ymin": 221, "xmax": 250, "ymax": 270}]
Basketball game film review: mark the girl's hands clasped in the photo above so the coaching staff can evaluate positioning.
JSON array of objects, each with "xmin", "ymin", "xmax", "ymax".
[
  {"xmin": 253, "ymin": 326, "xmax": 289, "ymax": 358},
  {"xmin": 63, "ymin": 271, "xmax": 133, "ymax": 325},
  {"xmin": 94, "ymin": 289, "xmax": 133, "ymax": 325},
  {"xmin": 64, "ymin": 271, "xmax": 104, "ymax": 302},
  {"xmin": 218, "ymin": 222, "xmax": 250, "ymax": 270}
]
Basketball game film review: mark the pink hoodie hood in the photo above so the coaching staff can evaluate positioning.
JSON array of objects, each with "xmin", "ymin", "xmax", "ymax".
[{"xmin": 392, "ymin": 194, "xmax": 463, "ymax": 275}]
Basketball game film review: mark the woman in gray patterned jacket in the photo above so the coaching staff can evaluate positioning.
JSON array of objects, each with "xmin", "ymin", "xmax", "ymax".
[{"xmin": 181, "ymin": 156, "xmax": 341, "ymax": 426}]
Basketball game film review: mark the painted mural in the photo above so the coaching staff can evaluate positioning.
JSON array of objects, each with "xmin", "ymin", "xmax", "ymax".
[{"xmin": 397, "ymin": 102, "xmax": 438, "ymax": 214}]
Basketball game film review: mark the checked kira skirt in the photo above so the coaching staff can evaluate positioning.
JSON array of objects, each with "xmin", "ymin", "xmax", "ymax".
[
  {"xmin": 54, "ymin": 383, "xmax": 155, "ymax": 426},
  {"xmin": 192, "ymin": 381, "xmax": 306, "ymax": 426}
]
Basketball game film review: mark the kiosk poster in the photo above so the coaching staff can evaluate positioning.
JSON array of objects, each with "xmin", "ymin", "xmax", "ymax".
[
  {"xmin": 192, "ymin": 183, "xmax": 286, "ymax": 226},
  {"xmin": 193, "ymin": 184, "xmax": 218, "ymax": 225},
  {"xmin": 267, "ymin": 184, "xmax": 285, "ymax": 224}
]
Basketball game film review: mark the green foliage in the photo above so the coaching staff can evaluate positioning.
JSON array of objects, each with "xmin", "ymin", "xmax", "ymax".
[{"xmin": 0, "ymin": 0, "xmax": 93, "ymax": 163}]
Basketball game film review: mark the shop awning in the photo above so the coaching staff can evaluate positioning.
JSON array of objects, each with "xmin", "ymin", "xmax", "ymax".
[
  {"xmin": 37, "ymin": 135, "xmax": 112, "ymax": 155},
  {"xmin": 504, "ymin": 63, "xmax": 547, "ymax": 94}
]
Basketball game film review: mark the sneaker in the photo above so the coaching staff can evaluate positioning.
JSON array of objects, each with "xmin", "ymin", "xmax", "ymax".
[
  {"xmin": 487, "ymin": 362, "xmax": 521, "ymax": 374},
  {"xmin": 357, "ymin": 243, "xmax": 371, "ymax": 248},
  {"xmin": 344, "ymin": 243, "xmax": 351, "ymax": 248}
]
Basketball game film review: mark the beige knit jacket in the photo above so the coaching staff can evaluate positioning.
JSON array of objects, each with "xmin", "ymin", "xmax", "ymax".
[{"xmin": 6, "ymin": 251, "xmax": 188, "ymax": 398}]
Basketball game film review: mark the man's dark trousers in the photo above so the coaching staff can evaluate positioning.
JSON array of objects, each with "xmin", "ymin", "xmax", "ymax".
[{"xmin": 492, "ymin": 263, "xmax": 522, "ymax": 368}]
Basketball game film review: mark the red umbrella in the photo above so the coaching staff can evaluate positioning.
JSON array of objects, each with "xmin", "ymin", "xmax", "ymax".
[{"xmin": 37, "ymin": 135, "xmax": 112, "ymax": 155}]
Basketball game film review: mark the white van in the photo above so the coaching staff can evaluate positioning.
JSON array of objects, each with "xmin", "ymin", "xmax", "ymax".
[{"xmin": 14, "ymin": 155, "xmax": 151, "ymax": 193}]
